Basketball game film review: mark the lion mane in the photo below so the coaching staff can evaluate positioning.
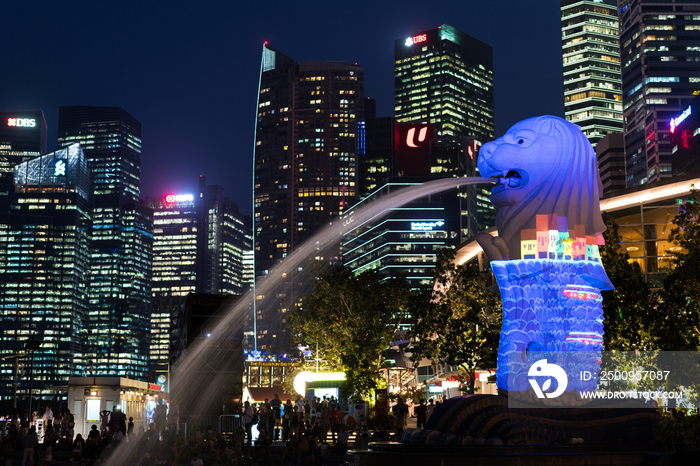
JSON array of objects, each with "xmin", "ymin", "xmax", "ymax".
[{"xmin": 477, "ymin": 116, "xmax": 606, "ymax": 260}]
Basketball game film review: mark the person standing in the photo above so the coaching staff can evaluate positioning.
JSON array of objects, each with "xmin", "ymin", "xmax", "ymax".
[
  {"xmin": 415, "ymin": 400, "xmax": 427, "ymax": 429},
  {"xmin": 257, "ymin": 405, "xmax": 270, "ymax": 439},
  {"xmin": 269, "ymin": 394, "xmax": 282, "ymax": 440},
  {"xmin": 242, "ymin": 401, "xmax": 254, "ymax": 446},
  {"xmin": 43, "ymin": 405, "xmax": 54, "ymax": 424},
  {"xmin": 329, "ymin": 404, "xmax": 341, "ymax": 443},
  {"xmin": 168, "ymin": 400, "xmax": 179, "ymax": 432},
  {"xmin": 154, "ymin": 400, "xmax": 167, "ymax": 438},
  {"xmin": 22, "ymin": 426, "xmax": 38, "ymax": 466},
  {"xmin": 100, "ymin": 409, "xmax": 110, "ymax": 435},
  {"xmin": 394, "ymin": 397, "xmax": 407, "ymax": 428},
  {"xmin": 426, "ymin": 399, "xmax": 435, "ymax": 420}
]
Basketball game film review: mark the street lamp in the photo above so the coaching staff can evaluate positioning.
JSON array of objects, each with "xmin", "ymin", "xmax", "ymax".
[
  {"xmin": 24, "ymin": 335, "xmax": 42, "ymax": 425},
  {"xmin": 1, "ymin": 353, "xmax": 23, "ymax": 410}
]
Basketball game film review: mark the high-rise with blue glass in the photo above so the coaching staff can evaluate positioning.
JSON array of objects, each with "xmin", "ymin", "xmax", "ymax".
[
  {"xmin": 618, "ymin": 0, "xmax": 700, "ymax": 187},
  {"xmin": 0, "ymin": 143, "xmax": 92, "ymax": 406},
  {"xmin": 58, "ymin": 106, "xmax": 152, "ymax": 380}
]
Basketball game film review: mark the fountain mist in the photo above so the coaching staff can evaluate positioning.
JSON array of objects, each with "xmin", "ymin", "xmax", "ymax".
[{"xmin": 107, "ymin": 176, "xmax": 494, "ymax": 464}]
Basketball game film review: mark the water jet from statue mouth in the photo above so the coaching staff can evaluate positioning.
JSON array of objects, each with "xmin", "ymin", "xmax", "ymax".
[{"xmin": 491, "ymin": 170, "xmax": 524, "ymax": 193}]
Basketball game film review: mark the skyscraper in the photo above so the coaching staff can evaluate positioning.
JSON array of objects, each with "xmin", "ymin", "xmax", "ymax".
[
  {"xmin": 394, "ymin": 24, "xmax": 495, "ymax": 238},
  {"xmin": 669, "ymin": 94, "xmax": 700, "ymax": 177},
  {"xmin": 596, "ymin": 133, "xmax": 627, "ymax": 194},
  {"xmin": 561, "ymin": 0, "xmax": 624, "ymax": 147},
  {"xmin": 0, "ymin": 143, "xmax": 92, "ymax": 405},
  {"xmin": 357, "ymin": 117, "xmax": 399, "ymax": 197},
  {"xmin": 58, "ymin": 106, "xmax": 152, "ymax": 380},
  {"xmin": 149, "ymin": 181, "xmax": 252, "ymax": 378},
  {"xmin": 253, "ymin": 44, "xmax": 364, "ymax": 352},
  {"xmin": 395, "ymin": 24, "xmax": 493, "ymax": 143},
  {"xmin": 618, "ymin": 0, "xmax": 700, "ymax": 187}
]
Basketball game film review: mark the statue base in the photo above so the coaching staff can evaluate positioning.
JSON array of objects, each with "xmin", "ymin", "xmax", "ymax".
[{"xmin": 405, "ymin": 394, "xmax": 661, "ymax": 445}]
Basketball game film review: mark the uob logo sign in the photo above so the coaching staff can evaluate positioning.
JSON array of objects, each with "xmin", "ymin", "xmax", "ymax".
[
  {"xmin": 405, "ymin": 126, "xmax": 428, "ymax": 148},
  {"xmin": 528, "ymin": 359, "xmax": 568, "ymax": 399}
]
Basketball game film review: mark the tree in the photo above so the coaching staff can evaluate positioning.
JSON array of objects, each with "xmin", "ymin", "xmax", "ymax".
[
  {"xmin": 659, "ymin": 186, "xmax": 700, "ymax": 351},
  {"xmin": 288, "ymin": 265, "xmax": 411, "ymax": 399},
  {"xmin": 410, "ymin": 248, "xmax": 501, "ymax": 394},
  {"xmin": 599, "ymin": 213, "xmax": 660, "ymax": 350}
]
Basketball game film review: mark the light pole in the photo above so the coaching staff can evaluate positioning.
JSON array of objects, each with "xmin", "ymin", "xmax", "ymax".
[
  {"xmin": 24, "ymin": 335, "xmax": 41, "ymax": 425},
  {"xmin": 2, "ymin": 354, "xmax": 23, "ymax": 410}
]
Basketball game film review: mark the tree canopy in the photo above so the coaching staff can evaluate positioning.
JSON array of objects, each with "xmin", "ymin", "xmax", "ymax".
[
  {"xmin": 289, "ymin": 265, "xmax": 412, "ymax": 399},
  {"xmin": 410, "ymin": 248, "xmax": 501, "ymax": 394},
  {"xmin": 659, "ymin": 186, "xmax": 700, "ymax": 351},
  {"xmin": 599, "ymin": 213, "xmax": 660, "ymax": 350}
]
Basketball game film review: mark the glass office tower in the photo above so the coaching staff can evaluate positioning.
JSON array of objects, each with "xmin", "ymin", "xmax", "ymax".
[
  {"xmin": 253, "ymin": 44, "xmax": 364, "ymax": 352},
  {"xmin": 394, "ymin": 24, "xmax": 495, "ymax": 238},
  {"xmin": 58, "ymin": 107, "xmax": 152, "ymax": 380},
  {"xmin": 561, "ymin": 0, "xmax": 624, "ymax": 147},
  {"xmin": 394, "ymin": 24, "xmax": 494, "ymax": 142},
  {"xmin": 618, "ymin": 0, "xmax": 700, "ymax": 187},
  {"xmin": 0, "ymin": 144, "xmax": 92, "ymax": 406}
]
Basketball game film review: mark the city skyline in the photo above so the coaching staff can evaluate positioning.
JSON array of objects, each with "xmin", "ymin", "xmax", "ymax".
[{"xmin": 1, "ymin": 1, "xmax": 564, "ymax": 215}]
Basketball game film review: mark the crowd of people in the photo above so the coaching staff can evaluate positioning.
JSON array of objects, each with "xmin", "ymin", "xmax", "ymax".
[{"xmin": 1, "ymin": 396, "xmax": 441, "ymax": 466}]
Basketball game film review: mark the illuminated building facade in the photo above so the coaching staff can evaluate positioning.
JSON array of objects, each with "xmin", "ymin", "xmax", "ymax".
[
  {"xmin": 0, "ymin": 144, "xmax": 92, "ymax": 405},
  {"xmin": 253, "ymin": 44, "xmax": 364, "ymax": 352},
  {"xmin": 596, "ymin": 133, "xmax": 627, "ymax": 194},
  {"xmin": 561, "ymin": 0, "xmax": 624, "ymax": 147},
  {"xmin": 353, "ymin": 121, "xmax": 485, "ymax": 296},
  {"xmin": 342, "ymin": 177, "xmax": 462, "ymax": 299},
  {"xmin": 395, "ymin": 24, "xmax": 493, "ymax": 141},
  {"xmin": 619, "ymin": 0, "xmax": 700, "ymax": 187},
  {"xmin": 394, "ymin": 24, "xmax": 495, "ymax": 238},
  {"xmin": 0, "ymin": 111, "xmax": 48, "ymax": 207},
  {"xmin": 148, "ymin": 182, "xmax": 252, "ymax": 377},
  {"xmin": 669, "ymin": 95, "xmax": 700, "ymax": 176},
  {"xmin": 357, "ymin": 118, "xmax": 399, "ymax": 197},
  {"xmin": 58, "ymin": 106, "xmax": 153, "ymax": 380}
]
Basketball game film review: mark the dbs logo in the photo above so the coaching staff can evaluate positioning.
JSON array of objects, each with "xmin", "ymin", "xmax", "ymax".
[{"xmin": 406, "ymin": 127, "xmax": 428, "ymax": 148}]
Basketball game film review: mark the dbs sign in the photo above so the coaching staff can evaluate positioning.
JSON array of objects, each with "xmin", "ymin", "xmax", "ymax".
[
  {"xmin": 7, "ymin": 118, "xmax": 36, "ymax": 128},
  {"xmin": 398, "ymin": 123, "xmax": 433, "ymax": 176}
]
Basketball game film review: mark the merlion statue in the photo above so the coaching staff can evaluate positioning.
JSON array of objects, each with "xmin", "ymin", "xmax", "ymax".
[{"xmin": 475, "ymin": 116, "xmax": 613, "ymax": 397}]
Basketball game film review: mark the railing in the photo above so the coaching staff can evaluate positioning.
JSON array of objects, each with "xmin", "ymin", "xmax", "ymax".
[{"xmin": 219, "ymin": 414, "xmax": 242, "ymax": 435}]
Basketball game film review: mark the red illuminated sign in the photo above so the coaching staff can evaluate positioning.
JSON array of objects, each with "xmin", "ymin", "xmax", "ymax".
[
  {"xmin": 165, "ymin": 194, "xmax": 194, "ymax": 203},
  {"xmin": 398, "ymin": 123, "xmax": 433, "ymax": 176},
  {"xmin": 149, "ymin": 384, "xmax": 162, "ymax": 391},
  {"xmin": 406, "ymin": 126, "xmax": 428, "ymax": 148},
  {"xmin": 405, "ymin": 34, "xmax": 428, "ymax": 46}
]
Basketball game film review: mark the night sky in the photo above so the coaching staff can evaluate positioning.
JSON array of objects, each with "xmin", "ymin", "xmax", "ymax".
[{"xmin": 1, "ymin": 1, "xmax": 563, "ymax": 215}]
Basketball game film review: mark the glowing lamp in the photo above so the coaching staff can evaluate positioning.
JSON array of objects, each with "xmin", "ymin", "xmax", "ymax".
[{"xmin": 292, "ymin": 371, "xmax": 345, "ymax": 395}]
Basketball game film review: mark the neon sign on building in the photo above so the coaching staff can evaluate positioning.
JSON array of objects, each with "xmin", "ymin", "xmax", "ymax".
[
  {"xmin": 411, "ymin": 221, "xmax": 444, "ymax": 231},
  {"xmin": 404, "ymin": 34, "xmax": 428, "ymax": 46},
  {"xmin": 7, "ymin": 118, "xmax": 36, "ymax": 128},
  {"xmin": 54, "ymin": 160, "xmax": 66, "ymax": 177},
  {"xmin": 165, "ymin": 193, "xmax": 194, "ymax": 203},
  {"xmin": 670, "ymin": 106, "xmax": 691, "ymax": 133}
]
